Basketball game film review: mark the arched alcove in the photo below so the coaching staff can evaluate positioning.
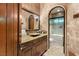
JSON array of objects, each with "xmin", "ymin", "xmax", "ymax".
[{"xmin": 48, "ymin": 6, "xmax": 66, "ymax": 55}]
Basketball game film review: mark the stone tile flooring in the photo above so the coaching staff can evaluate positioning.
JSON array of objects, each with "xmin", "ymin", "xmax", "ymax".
[
  {"xmin": 43, "ymin": 35, "xmax": 65, "ymax": 56},
  {"xmin": 43, "ymin": 45, "xmax": 64, "ymax": 56}
]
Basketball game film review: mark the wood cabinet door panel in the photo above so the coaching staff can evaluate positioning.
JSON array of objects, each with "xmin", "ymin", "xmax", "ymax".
[
  {"xmin": 32, "ymin": 45, "xmax": 40, "ymax": 56},
  {"xmin": 19, "ymin": 35, "xmax": 47, "ymax": 56},
  {"xmin": 7, "ymin": 4, "xmax": 18, "ymax": 56},
  {"xmin": 0, "ymin": 4, "xmax": 18, "ymax": 56},
  {"xmin": 13, "ymin": 4, "xmax": 18, "ymax": 55},
  {"xmin": 7, "ymin": 4, "xmax": 14, "ymax": 56},
  {"xmin": 0, "ymin": 4, "xmax": 6, "ymax": 56},
  {"xmin": 32, "ymin": 46, "xmax": 37, "ymax": 56},
  {"xmin": 20, "ymin": 48, "xmax": 32, "ymax": 56}
]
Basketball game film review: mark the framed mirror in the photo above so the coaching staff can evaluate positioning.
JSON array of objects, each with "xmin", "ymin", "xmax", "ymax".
[
  {"xmin": 28, "ymin": 15, "xmax": 40, "ymax": 31},
  {"xmin": 21, "ymin": 8, "xmax": 40, "ymax": 31}
]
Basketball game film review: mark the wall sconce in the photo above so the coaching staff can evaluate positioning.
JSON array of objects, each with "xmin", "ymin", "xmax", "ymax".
[{"xmin": 73, "ymin": 13, "xmax": 79, "ymax": 18}]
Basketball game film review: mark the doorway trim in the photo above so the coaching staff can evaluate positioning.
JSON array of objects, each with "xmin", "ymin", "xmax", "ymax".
[{"xmin": 48, "ymin": 6, "xmax": 67, "ymax": 55}]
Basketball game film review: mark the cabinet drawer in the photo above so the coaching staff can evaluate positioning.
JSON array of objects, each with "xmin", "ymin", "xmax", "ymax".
[
  {"xmin": 20, "ymin": 47, "xmax": 32, "ymax": 56},
  {"xmin": 19, "ymin": 46, "xmax": 32, "ymax": 56},
  {"xmin": 32, "ymin": 38, "xmax": 41, "ymax": 44},
  {"xmin": 20, "ymin": 41, "xmax": 32, "ymax": 48}
]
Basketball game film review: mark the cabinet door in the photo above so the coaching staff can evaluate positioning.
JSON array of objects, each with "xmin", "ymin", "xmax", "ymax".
[
  {"xmin": 32, "ymin": 46, "xmax": 37, "ymax": 56},
  {"xmin": 36, "ymin": 42, "xmax": 42, "ymax": 56},
  {"xmin": 22, "ymin": 49, "xmax": 32, "ymax": 56},
  {"xmin": 40, "ymin": 36, "xmax": 47, "ymax": 55},
  {"xmin": 32, "ymin": 39, "xmax": 41, "ymax": 56},
  {"xmin": 0, "ymin": 4, "xmax": 6, "ymax": 56},
  {"xmin": 13, "ymin": 4, "xmax": 18, "ymax": 55},
  {"xmin": 7, "ymin": 4, "xmax": 18, "ymax": 56},
  {"xmin": 43, "ymin": 38, "xmax": 47, "ymax": 51},
  {"xmin": 42, "ymin": 39, "xmax": 46, "ymax": 52},
  {"xmin": 32, "ymin": 36, "xmax": 47, "ymax": 56},
  {"xmin": 7, "ymin": 4, "xmax": 14, "ymax": 55},
  {"xmin": 20, "ymin": 48, "xmax": 32, "ymax": 56},
  {"xmin": 0, "ymin": 4, "xmax": 18, "ymax": 56}
]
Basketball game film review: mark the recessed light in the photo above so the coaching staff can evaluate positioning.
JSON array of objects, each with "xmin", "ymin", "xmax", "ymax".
[{"xmin": 57, "ymin": 10, "xmax": 60, "ymax": 12}]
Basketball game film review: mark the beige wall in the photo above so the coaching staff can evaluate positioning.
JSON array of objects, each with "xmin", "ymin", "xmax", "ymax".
[
  {"xmin": 40, "ymin": 3, "xmax": 79, "ymax": 55},
  {"xmin": 21, "ymin": 4, "xmax": 40, "ymax": 30},
  {"xmin": 40, "ymin": 3, "xmax": 67, "ymax": 32},
  {"xmin": 21, "ymin": 3, "xmax": 79, "ymax": 55},
  {"xmin": 40, "ymin": 3, "xmax": 68, "ymax": 55},
  {"xmin": 67, "ymin": 4, "xmax": 79, "ymax": 55},
  {"xmin": 22, "ymin": 3, "xmax": 40, "ymax": 15}
]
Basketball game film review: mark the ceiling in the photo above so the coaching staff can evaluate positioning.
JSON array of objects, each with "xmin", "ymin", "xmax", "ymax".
[{"xmin": 51, "ymin": 7, "xmax": 64, "ymax": 14}]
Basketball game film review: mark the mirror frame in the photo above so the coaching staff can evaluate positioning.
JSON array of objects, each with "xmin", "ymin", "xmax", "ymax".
[{"xmin": 21, "ymin": 7, "xmax": 40, "ymax": 31}]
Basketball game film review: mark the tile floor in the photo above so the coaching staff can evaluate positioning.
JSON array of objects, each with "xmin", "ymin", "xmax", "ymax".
[{"xmin": 43, "ymin": 35, "xmax": 65, "ymax": 56}]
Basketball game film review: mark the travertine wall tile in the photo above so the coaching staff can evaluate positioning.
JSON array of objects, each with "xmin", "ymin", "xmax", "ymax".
[
  {"xmin": 40, "ymin": 3, "xmax": 67, "ymax": 32},
  {"xmin": 22, "ymin": 3, "xmax": 40, "ymax": 15},
  {"xmin": 40, "ymin": 3, "xmax": 79, "ymax": 55},
  {"xmin": 67, "ymin": 4, "xmax": 79, "ymax": 55}
]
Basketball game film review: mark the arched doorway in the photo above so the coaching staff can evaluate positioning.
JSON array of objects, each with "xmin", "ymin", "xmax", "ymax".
[{"xmin": 48, "ymin": 6, "xmax": 65, "ymax": 55}]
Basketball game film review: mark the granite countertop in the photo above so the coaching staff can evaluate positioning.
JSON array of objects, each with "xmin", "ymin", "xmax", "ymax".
[{"xmin": 21, "ymin": 33, "xmax": 48, "ymax": 44}]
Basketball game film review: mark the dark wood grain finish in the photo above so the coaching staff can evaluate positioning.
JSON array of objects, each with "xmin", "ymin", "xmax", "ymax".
[
  {"xmin": 6, "ymin": 4, "xmax": 14, "ymax": 55},
  {"xmin": 19, "ymin": 35, "xmax": 47, "ymax": 56},
  {"xmin": 0, "ymin": 4, "xmax": 18, "ymax": 56},
  {"xmin": 21, "ymin": 48, "xmax": 32, "ymax": 56},
  {"xmin": 13, "ymin": 4, "xmax": 18, "ymax": 56},
  {"xmin": 18, "ymin": 4, "xmax": 22, "ymax": 55},
  {"xmin": 0, "ymin": 4, "xmax": 7, "ymax": 56},
  {"xmin": 7, "ymin": 4, "xmax": 18, "ymax": 56}
]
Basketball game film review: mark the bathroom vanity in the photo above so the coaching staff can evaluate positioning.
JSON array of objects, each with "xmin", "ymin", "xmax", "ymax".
[
  {"xmin": 18, "ymin": 4, "xmax": 48, "ymax": 56},
  {"xmin": 19, "ymin": 34, "xmax": 47, "ymax": 56}
]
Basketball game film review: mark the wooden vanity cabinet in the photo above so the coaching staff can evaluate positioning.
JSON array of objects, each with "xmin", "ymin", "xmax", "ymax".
[
  {"xmin": 19, "ymin": 35, "xmax": 47, "ymax": 56},
  {"xmin": 32, "ymin": 35, "xmax": 47, "ymax": 56},
  {"xmin": 32, "ymin": 38, "xmax": 41, "ymax": 56},
  {"xmin": 19, "ymin": 42, "xmax": 32, "ymax": 56},
  {"xmin": 20, "ymin": 47, "xmax": 32, "ymax": 56},
  {"xmin": 41, "ymin": 36, "xmax": 47, "ymax": 55}
]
